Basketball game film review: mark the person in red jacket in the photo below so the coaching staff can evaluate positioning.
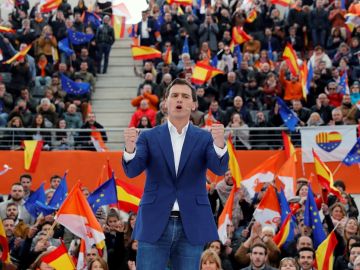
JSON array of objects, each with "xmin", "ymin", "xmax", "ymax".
[
  {"xmin": 128, "ymin": 100, "xmax": 156, "ymax": 127},
  {"xmin": 326, "ymin": 81, "xmax": 343, "ymax": 108}
]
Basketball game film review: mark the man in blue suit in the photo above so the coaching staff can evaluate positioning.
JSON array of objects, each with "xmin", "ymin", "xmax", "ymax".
[{"xmin": 123, "ymin": 78, "xmax": 229, "ymax": 269}]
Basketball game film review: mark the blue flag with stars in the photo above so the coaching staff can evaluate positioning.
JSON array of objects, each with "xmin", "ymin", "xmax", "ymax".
[
  {"xmin": 339, "ymin": 72, "xmax": 349, "ymax": 95},
  {"xmin": 234, "ymin": 45, "xmax": 242, "ymax": 70},
  {"xmin": 68, "ymin": 29, "xmax": 94, "ymax": 45},
  {"xmin": 211, "ymin": 54, "xmax": 218, "ymax": 68},
  {"xmin": 87, "ymin": 175, "xmax": 118, "ymax": 213},
  {"xmin": 24, "ymin": 183, "xmax": 46, "ymax": 218},
  {"xmin": 304, "ymin": 185, "xmax": 326, "ymax": 249},
  {"xmin": 58, "ymin": 38, "xmax": 74, "ymax": 56},
  {"xmin": 182, "ymin": 36, "xmax": 189, "ymax": 55},
  {"xmin": 83, "ymin": 12, "xmax": 102, "ymax": 28},
  {"xmin": 276, "ymin": 97, "xmax": 299, "ymax": 132},
  {"xmin": 343, "ymin": 137, "xmax": 360, "ymax": 166},
  {"xmin": 268, "ymin": 40, "xmax": 274, "ymax": 61},
  {"xmin": 60, "ymin": 73, "xmax": 90, "ymax": 95}
]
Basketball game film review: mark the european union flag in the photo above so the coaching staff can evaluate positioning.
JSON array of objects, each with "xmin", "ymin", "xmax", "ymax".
[
  {"xmin": 268, "ymin": 40, "xmax": 274, "ymax": 61},
  {"xmin": 58, "ymin": 38, "xmax": 74, "ymax": 56},
  {"xmin": 234, "ymin": 45, "xmax": 242, "ymax": 70},
  {"xmin": 304, "ymin": 185, "xmax": 326, "ymax": 249},
  {"xmin": 276, "ymin": 97, "xmax": 299, "ymax": 132},
  {"xmin": 306, "ymin": 63, "xmax": 313, "ymax": 94},
  {"xmin": 341, "ymin": 0, "xmax": 346, "ymax": 9},
  {"xmin": 68, "ymin": 29, "xmax": 94, "ymax": 45},
  {"xmin": 60, "ymin": 73, "xmax": 90, "ymax": 95},
  {"xmin": 278, "ymin": 189, "xmax": 291, "ymax": 223},
  {"xmin": 83, "ymin": 12, "xmax": 102, "ymax": 28},
  {"xmin": 343, "ymin": 138, "xmax": 360, "ymax": 166},
  {"xmin": 339, "ymin": 72, "xmax": 349, "ymax": 94},
  {"xmin": 24, "ymin": 183, "xmax": 46, "ymax": 218},
  {"xmin": 182, "ymin": 36, "xmax": 189, "ymax": 55},
  {"xmin": 211, "ymin": 54, "xmax": 218, "ymax": 68},
  {"xmin": 156, "ymin": 15, "xmax": 164, "ymax": 31},
  {"xmin": 128, "ymin": 24, "xmax": 136, "ymax": 38},
  {"xmin": 87, "ymin": 175, "xmax": 118, "ymax": 213}
]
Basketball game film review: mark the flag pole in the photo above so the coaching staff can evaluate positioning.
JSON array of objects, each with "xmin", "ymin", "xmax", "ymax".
[{"xmin": 332, "ymin": 162, "xmax": 342, "ymax": 176}]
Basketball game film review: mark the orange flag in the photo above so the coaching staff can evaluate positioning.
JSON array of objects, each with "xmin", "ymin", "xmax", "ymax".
[
  {"xmin": 226, "ymin": 136, "xmax": 242, "ymax": 189},
  {"xmin": 115, "ymin": 179, "xmax": 143, "ymax": 213},
  {"xmin": 282, "ymin": 43, "xmax": 299, "ymax": 76},
  {"xmin": 217, "ymin": 186, "xmax": 235, "ymax": 244},
  {"xmin": 131, "ymin": 45, "xmax": 162, "ymax": 60},
  {"xmin": 55, "ymin": 183, "xmax": 105, "ymax": 248},
  {"xmin": 0, "ymin": 219, "xmax": 10, "ymax": 263},
  {"xmin": 23, "ymin": 140, "xmax": 43, "ymax": 172},
  {"xmin": 41, "ymin": 242, "xmax": 75, "ymax": 270},
  {"xmin": 3, "ymin": 44, "xmax": 32, "ymax": 64},
  {"xmin": 276, "ymin": 155, "xmax": 296, "ymax": 199}
]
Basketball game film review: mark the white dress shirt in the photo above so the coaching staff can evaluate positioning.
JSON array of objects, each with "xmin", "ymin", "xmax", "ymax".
[
  {"xmin": 123, "ymin": 121, "xmax": 227, "ymax": 212},
  {"xmin": 140, "ymin": 19, "xmax": 149, "ymax": 39}
]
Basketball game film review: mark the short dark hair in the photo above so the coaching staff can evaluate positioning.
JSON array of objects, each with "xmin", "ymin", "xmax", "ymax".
[
  {"xmin": 20, "ymin": 174, "xmax": 32, "ymax": 182},
  {"xmin": 165, "ymin": 78, "xmax": 197, "ymax": 102},
  {"xmin": 350, "ymin": 242, "xmax": 360, "ymax": 252},
  {"xmin": 334, "ymin": 180, "xmax": 346, "ymax": 190},
  {"xmin": 50, "ymin": 175, "xmax": 61, "ymax": 182},
  {"xmin": 298, "ymin": 247, "xmax": 315, "ymax": 259},
  {"xmin": 250, "ymin": 243, "xmax": 267, "ymax": 255}
]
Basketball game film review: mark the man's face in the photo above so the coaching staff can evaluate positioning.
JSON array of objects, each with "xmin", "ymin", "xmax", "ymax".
[
  {"xmin": 343, "ymin": 95, "xmax": 351, "ymax": 104},
  {"xmin": 86, "ymin": 248, "xmax": 98, "ymax": 263},
  {"xmin": 210, "ymin": 102, "xmax": 219, "ymax": 112},
  {"xmin": 20, "ymin": 177, "xmax": 32, "ymax": 193},
  {"xmin": 165, "ymin": 84, "xmax": 195, "ymax": 121},
  {"xmin": 0, "ymin": 84, "xmax": 5, "ymax": 97},
  {"xmin": 80, "ymin": 63, "xmax": 88, "ymax": 72},
  {"xmin": 51, "ymin": 177, "xmax": 61, "ymax": 189},
  {"xmin": 297, "ymin": 236, "xmax": 313, "ymax": 250},
  {"xmin": 6, "ymin": 205, "xmax": 18, "ymax": 220},
  {"xmin": 10, "ymin": 185, "xmax": 24, "ymax": 201},
  {"xmin": 3, "ymin": 219, "xmax": 15, "ymax": 237},
  {"xmin": 250, "ymin": 247, "xmax": 267, "ymax": 268},
  {"xmin": 298, "ymin": 251, "xmax": 314, "ymax": 270},
  {"xmin": 234, "ymin": 97, "xmax": 243, "ymax": 108},
  {"xmin": 224, "ymin": 171, "xmax": 233, "ymax": 185},
  {"xmin": 87, "ymin": 114, "xmax": 96, "ymax": 124},
  {"xmin": 332, "ymin": 110, "xmax": 343, "ymax": 122},
  {"xmin": 350, "ymin": 247, "xmax": 360, "ymax": 264},
  {"xmin": 292, "ymin": 101, "xmax": 302, "ymax": 111}
]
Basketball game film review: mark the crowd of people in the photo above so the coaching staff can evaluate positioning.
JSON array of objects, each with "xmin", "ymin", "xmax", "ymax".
[{"xmin": 0, "ymin": 0, "xmax": 112, "ymax": 150}]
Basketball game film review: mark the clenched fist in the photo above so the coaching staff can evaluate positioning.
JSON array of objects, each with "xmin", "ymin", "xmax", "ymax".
[
  {"xmin": 124, "ymin": 128, "xmax": 139, "ymax": 153},
  {"xmin": 210, "ymin": 124, "xmax": 225, "ymax": 149}
]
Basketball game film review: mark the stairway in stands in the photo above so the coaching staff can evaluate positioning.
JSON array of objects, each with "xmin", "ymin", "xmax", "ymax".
[{"xmin": 92, "ymin": 38, "xmax": 141, "ymax": 150}]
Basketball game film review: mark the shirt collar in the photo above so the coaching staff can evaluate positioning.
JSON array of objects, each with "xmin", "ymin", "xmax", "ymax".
[{"xmin": 167, "ymin": 120, "xmax": 189, "ymax": 136}]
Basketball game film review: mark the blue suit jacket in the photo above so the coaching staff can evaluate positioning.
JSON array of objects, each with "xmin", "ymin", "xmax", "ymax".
[{"xmin": 122, "ymin": 123, "xmax": 229, "ymax": 245}]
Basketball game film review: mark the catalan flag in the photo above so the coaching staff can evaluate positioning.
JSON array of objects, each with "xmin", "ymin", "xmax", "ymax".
[
  {"xmin": 232, "ymin": 27, "xmax": 252, "ymax": 45},
  {"xmin": 41, "ymin": 242, "xmax": 75, "ymax": 270},
  {"xmin": 116, "ymin": 179, "xmax": 143, "ymax": 213},
  {"xmin": 312, "ymin": 149, "xmax": 344, "ymax": 202},
  {"xmin": 113, "ymin": 15, "xmax": 126, "ymax": 39},
  {"xmin": 55, "ymin": 183, "xmax": 105, "ymax": 249},
  {"xmin": 131, "ymin": 45, "xmax": 162, "ymax": 60},
  {"xmin": 40, "ymin": 0, "xmax": 62, "ymax": 13},
  {"xmin": 217, "ymin": 186, "xmax": 235, "ymax": 244},
  {"xmin": 273, "ymin": 213, "xmax": 294, "ymax": 248},
  {"xmin": 3, "ymin": 44, "xmax": 32, "ymax": 64},
  {"xmin": 0, "ymin": 26, "xmax": 15, "ymax": 34},
  {"xmin": 316, "ymin": 230, "xmax": 338, "ymax": 270},
  {"xmin": 191, "ymin": 62, "xmax": 224, "ymax": 85},
  {"xmin": 0, "ymin": 218, "xmax": 10, "ymax": 263},
  {"xmin": 226, "ymin": 136, "xmax": 242, "ymax": 189},
  {"xmin": 167, "ymin": 0, "xmax": 193, "ymax": 6},
  {"xmin": 164, "ymin": 47, "xmax": 172, "ymax": 64},
  {"xmin": 271, "ymin": 0, "xmax": 292, "ymax": 6},
  {"xmin": 23, "ymin": 140, "xmax": 43, "ymax": 172},
  {"xmin": 282, "ymin": 43, "xmax": 299, "ymax": 76}
]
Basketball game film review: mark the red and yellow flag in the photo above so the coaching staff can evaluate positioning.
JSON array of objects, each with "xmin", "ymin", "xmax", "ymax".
[
  {"xmin": 164, "ymin": 47, "xmax": 172, "ymax": 64},
  {"xmin": 131, "ymin": 45, "xmax": 162, "ymax": 60},
  {"xmin": 113, "ymin": 15, "xmax": 126, "ymax": 39},
  {"xmin": 3, "ymin": 44, "xmax": 32, "ymax": 64},
  {"xmin": 116, "ymin": 179, "xmax": 143, "ymax": 213},
  {"xmin": 217, "ymin": 186, "xmax": 235, "ymax": 244},
  {"xmin": 0, "ymin": 219, "xmax": 10, "ymax": 263},
  {"xmin": 282, "ymin": 43, "xmax": 299, "ymax": 76},
  {"xmin": 232, "ymin": 27, "xmax": 252, "ymax": 45},
  {"xmin": 0, "ymin": 26, "xmax": 15, "ymax": 34},
  {"xmin": 167, "ymin": 0, "xmax": 193, "ymax": 5},
  {"xmin": 271, "ymin": 0, "xmax": 292, "ymax": 6},
  {"xmin": 40, "ymin": 0, "xmax": 62, "ymax": 12},
  {"xmin": 226, "ymin": 136, "xmax": 242, "ymax": 189},
  {"xmin": 312, "ymin": 150, "xmax": 344, "ymax": 202},
  {"xmin": 273, "ymin": 213, "xmax": 293, "ymax": 248},
  {"xmin": 246, "ymin": 9, "xmax": 257, "ymax": 23},
  {"xmin": 191, "ymin": 62, "xmax": 224, "ymax": 85},
  {"xmin": 55, "ymin": 183, "xmax": 105, "ymax": 248},
  {"xmin": 23, "ymin": 140, "xmax": 43, "ymax": 173},
  {"xmin": 281, "ymin": 131, "xmax": 297, "ymax": 162},
  {"xmin": 41, "ymin": 242, "xmax": 75, "ymax": 270},
  {"xmin": 316, "ymin": 230, "xmax": 338, "ymax": 270},
  {"xmin": 299, "ymin": 60, "xmax": 308, "ymax": 100}
]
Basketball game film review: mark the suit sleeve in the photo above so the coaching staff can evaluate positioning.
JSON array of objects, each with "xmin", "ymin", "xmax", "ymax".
[{"xmin": 205, "ymin": 134, "xmax": 229, "ymax": 176}]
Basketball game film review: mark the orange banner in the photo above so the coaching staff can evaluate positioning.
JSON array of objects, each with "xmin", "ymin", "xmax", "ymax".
[{"xmin": 0, "ymin": 150, "xmax": 359, "ymax": 194}]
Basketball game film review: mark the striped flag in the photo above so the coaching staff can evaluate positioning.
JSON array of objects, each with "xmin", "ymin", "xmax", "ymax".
[
  {"xmin": 282, "ymin": 43, "xmax": 299, "ymax": 76},
  {"xmin": 226, "ymin": 136, "xmax": 242, "ymax": 189},
  {"xmin": 23, "ymin": 140, "xmax": 43, "ymax": 172},
  {"xmin": 299, "ymin": 61, "xmax": 309, "ymax": 100},
  {"xmin": 3, "ymin": 44, "xmax": 32, "ymax": 64},
  {"xmin": 164, "ymin": 47, "xmax": 172, "ymax": 64},
  {"xmin": 246, "ymin": 9, "xmax": 257, "ymax": 23},
  {"xmin": 113, "ymin": 15, "xmax": 126, "ymax": 39},
  {"xmin": 40, "ymin": 0, "xmax": 62, "ymax": 12},
  {"xmin": 191, "ymin": 62, "xmax": 224, "ymax": 85},
  {"xmin": 217, "ymin": 186, "xmax": 235, "ymax": 244},
  {"xmin": 0, "ymin": 219, "xmax": 10, "ymax": 263},
  {"xmin": 116, "ymin": 179, "xmax": 143, "ymax": 213},
  {"xmin": 41, "ymin": 242, "xmax": 75, "ymax": 270},
  {"xmin": 167, "ymin": 0, "xmax": 193, "ymax": 5},
  {"xmin": 271, "ymin": 0, "xmax": 292, "ymax": 6},
  {"xmin": 232, "ymin": 27, "xmax": 252, "ymax": 45},
  {"xmin": 315, "ymin": 230, "xmax": 338, "ymax": 270},
  {"xmin": 273, "ymin": 213, "xmax": 294, "ymax": 248},
  {"xmin": 0, "ymin": 26, "xmax": 15, "ymax": 33},
  {"xmin": 131, "ymin": 45, "xmax": 162, "ymax": 60}
]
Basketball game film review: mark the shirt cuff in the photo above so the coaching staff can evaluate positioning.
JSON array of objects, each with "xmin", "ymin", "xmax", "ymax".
[
  {"xmin": 213, "ymin": 143, "xmax": 227, "ymax": 158},
  {"xmin": 123, "ymin": 150, "xmax": 136, "ymax": 162}
]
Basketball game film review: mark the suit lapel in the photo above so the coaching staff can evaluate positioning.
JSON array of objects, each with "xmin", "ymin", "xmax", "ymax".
[
  {"xmin": 177, "ymin": 124, "xmax": 201, "ymax": 178},
  {"xmin": 156, "ymin": 124, "xmax": 176, "ymax": 179}
]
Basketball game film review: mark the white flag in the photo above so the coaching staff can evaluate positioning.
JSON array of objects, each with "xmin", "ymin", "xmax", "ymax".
[{"xmin": 300, "ymin": 126, "xmax": 357, "ymax": 163}]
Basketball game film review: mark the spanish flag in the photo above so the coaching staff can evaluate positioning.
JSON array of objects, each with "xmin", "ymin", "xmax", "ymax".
[
  {"xmin": 299, "ymin": 60, "xmax": 309, "ymax": 100},
  {"xmin": 246, "ymin": 9, "xmax": 257, "ymax": 23},
  {"xmin": 232, "ymin": 27, "xmax": 252, "ymax": 45},
  {"xmin": 164, "ymin": 47, "xmax": 172, "ymax": 64},
  {"xmin": 281, "ymin": 131, "xmax": 297, "ymax": 162},
  {"xmin": 282, "ymin": 43, "xmax": 299, "ymax": 76},
  {"xmin": 273, "ymin": 213, "xmax": 294, "ymax": 248},
  {"xmin": 226, "ymin": 136, "xmax": 242, "ymax": 189},
  {"xmin": 315, "ymin": 230, "xmax": 338, "ymax": 270},
  {"xmin": 0, "ymin": 26, "xmax": 15, "ymax": 34},
  {"xmin": 167, "ymin": 0, "xmax": 193, "ymax": 6},
  {"xmin": 312, "ymin": 149, "xmax": 344, "ymax": 203},
  {"xmin": 0, "ymin": 219, "xmax": 10, "ymax": 263},
  {"xmin": 41, "ymin": 242, "xmax": 75, "ymax": 270},
  {"xmin": 23, "ymin": 140, "xmax": 43, "ymax": 173},
  {"xmin": 217, "ymin": 186, "xmax": 235, "ymax": 244},
  {"xmin": 131, "ymin": 45, "xmax": 162, "ymax": 60},
  {"xmin": 113, "ymin": 15, "xmax": 126, "ymax": 39},
  {"xmin": 116, "ymin": 179, "xmax": 143, "ymax": 213},
  {"xmin": 271, "ymin": 0, "xmax": 292, "ymax": 6},
  {"xmin": 55, "ymin": 182, "xmax": 105, "ymax": 249},
  {"xmin": 191, "ymin": 62, "xmax": 224, "ymax": 85},
  {"xmin": 40, "ymin": 0, "xmax": 62, "ymax": 12},
  {"xmin": 3, "ymin": 44, "xmax": 32, "ymax": 64}
]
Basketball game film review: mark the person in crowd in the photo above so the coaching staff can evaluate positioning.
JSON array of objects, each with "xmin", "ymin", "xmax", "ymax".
[
  {"xmin": 96, "ymin": 15, "xmax": 115, "ymax": 74},
  {"xmin": 51, "ymin": 118, "xmax": 75, "ymax": 150},
  {"xmin": 128, "ymin": 99, "xmax": 156, "ymax": 128},
  {"xmin": 77, "ymin": 113, "xmax": 107, "ymax": 151},
  {"xmin": 200, "ymin": 249, "xmax": 223, "ymax": 270}
]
